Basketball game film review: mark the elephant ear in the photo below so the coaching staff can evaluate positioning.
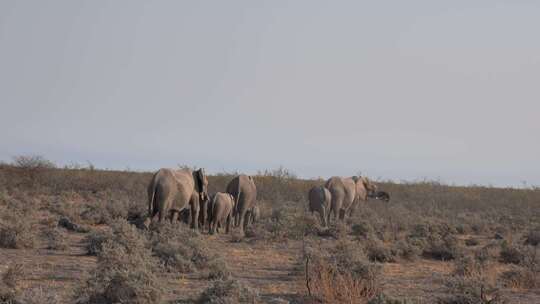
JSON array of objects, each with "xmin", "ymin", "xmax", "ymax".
[
  {"xmin": 360, "ymin": 176, "xmax": 369, "ymax": 186},
  {"xmin": 195, "ymin": 169, "xmax": 205, "ymax": 191}
]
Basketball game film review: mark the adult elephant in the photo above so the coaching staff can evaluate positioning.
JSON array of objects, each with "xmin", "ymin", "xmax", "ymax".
[
  {"xmin": 146, "ymin": 168, "xmax": 209, "ymax": 229},
  {"xmin": 226, "ymin": 174, "xmax": 257, "ymax": 233},
  {"xmin": 308, "ymin": 185, "xmax": 332, "ymax": 227},
  {"xmin": 325, "ymin": 176, "xmax": 377, "ymax": 223}
]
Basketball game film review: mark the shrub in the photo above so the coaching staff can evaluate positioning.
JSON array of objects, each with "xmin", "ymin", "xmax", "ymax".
[
  {"xmin": 464, "ymin": 238, "xmax": 479, "ymax": 247},
  {"xmin": 196, "ymin": 279, "xmax": 259, "ymax": 304},
  {"xmin": 499, "ymin": 266, "xmax": 539, "ymax": 289},
  {"xmin": 439, "ymin": 277, "xmax": 506, "ymax": 304},
  {"xmin": 365, "ymin": 240, "xmax": 395, "ymax": 263},
  {"xmin": 317, "ymin": 222, "xmax": 348, "ymax": 240},
  {"xmin": 474, "ymin": 243, "xmax": 500, "ymax": 264},
  {"xmin": 304, "ymin": 241, "xmax": 381, "ymax": 304},
  {"xmin": 45, "ymin": 228, "xmax": 70, "ymax": 251},
  {"xmin": 422, "ymin": 234, "xmax": 461, "ymax": 261},
  {"xmin": 391, "ymin": 240, "xmax": 420, "ymax": 261},
  {"xmin": 152, "ymin": 242, "xmax": 196, "ymax": 273},
  {"xmin": 149, "ymin": 223, "xmax": 216, "ymax": 273},
  {"xmin": 499, "ymin": 242, "xmax": 524, "ymax": 264},
  {"xmin": 524, "ymin": 228, "xmax": 540, "ymax": 246},
  {"xmin": 351, "ymin": 221, "xmax": 375, "ymax": 239},
  {"xmin": 207, "ymin": 258, "xmax": 232, "ymax": 280},
  {"xmin": 83, "ymin": 229, "xmax": 114, "ymax": 256},
  {"xmin": 368, "ymin": 294, "xmax": 421, "ymax": 304},
  {"xmin": 76, "ymin": 239, "xmax": 161, "ymax": 304},
  {"xmin": 453, "ymin": 256, "xmax": 484, "ymax": 278},
  {"xmin": 58, "ymin": 217, "xmax": 89, "ymax": 233},
  {"xmin": 0, "ymin": 214, "xmax": 36, "ymax": 249},
  {"xmin": 0, "ymin": 263, "xmax": 25, "ymax": 302}
]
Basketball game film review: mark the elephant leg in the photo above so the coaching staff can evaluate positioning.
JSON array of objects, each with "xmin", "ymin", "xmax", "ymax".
[
  {"xmin": 171, "ymin": 211, "xmax": 179, "ymax": 224},
  {"xmin": 210, "ymin": 220, "xmax": 216, "ymax": 235},
  {"xmin": 234, "ymin": 212, "xmax": 240, "ymax": 227},
  {"xmin": 238, "ymin": 209, "xmax": 247, "ymax": 233},
  {"xmin": 339, "ymin": 209, "xmax": 346, "ymax": 220},
  {"xmin": 190, "ymin": 205, "xmax": 199, "ymax": 230},
  {"xmin": 226, "ymin": 215, "xmax": 231, "ymax": 234},
  {"xmin": 319, "ymin": 206, "xmax": 328, "ymax": 227},
  {"xmin": 243, "ymin": 210, "xmax": 251, "ymax": 232}
]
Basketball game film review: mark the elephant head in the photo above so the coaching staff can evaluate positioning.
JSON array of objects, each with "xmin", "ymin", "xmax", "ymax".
[
  {"xmin": 194, "ymin": 168, "xmax": 209, "ymax": 202},
  {"xmin": 360, "ymin": 177, "xmax": 378, "ymax": 198},
  {"xmin": 374, "ymin": 191, "xmax": 390, "ymax": 202}
]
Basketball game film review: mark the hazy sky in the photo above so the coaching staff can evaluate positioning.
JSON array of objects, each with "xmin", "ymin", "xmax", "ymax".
[{"xmin": 1, "ymin": 1, "xmax": 539, "ymax": 186}]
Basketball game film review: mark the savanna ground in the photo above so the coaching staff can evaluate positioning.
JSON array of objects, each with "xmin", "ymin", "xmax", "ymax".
[{"xmin": 1, "ymin": 156, "xmax": 539, "ymax": 304}]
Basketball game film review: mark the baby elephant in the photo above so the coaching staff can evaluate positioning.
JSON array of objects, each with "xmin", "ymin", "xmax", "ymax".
[
  {"xmin": 209, "ymin": 192, "xmax": 235, "ymax": 235},
  {"xmin": 246, "ymin": 205, "xmax": 260, "ymax": 225}
]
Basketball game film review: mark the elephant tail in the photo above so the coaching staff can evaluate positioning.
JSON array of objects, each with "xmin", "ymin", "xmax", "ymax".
[
  {"xmin": 148, "ymin": 178, "xmax": 158, "ymax": 217},
  {"xmin": 233, "ymin": 177, "xmax": 241, "ymax": 219}
]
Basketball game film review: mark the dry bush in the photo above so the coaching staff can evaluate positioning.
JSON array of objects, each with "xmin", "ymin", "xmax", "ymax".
[
  {"xmin": 474, "ymin": 243, "xmax": 500, "ymax": 264},
  {"xmin": 421, "ymin": 233, "xmax": 461, "ymax": 261},
  {"xmin": 464, "ymin": 238, "xmax": 479, "ymax": 247},
  {"xmin": 0, "ymin": 210, "xmax": 36, "ymax": 249},
  {"xmin": 499, "ymin": 242, "xmax": 524, "ymax": 264},
  {"xmin": 13, "ymin": 287, "xmax": 61, "ymax": 304},
  {"xmin": 453, "ymin": 256, "xmax": 485, "ymax": 278},
  {"xmin": 76, "ymin": 221, "xmax": 161, "ymax": 304},
  {"xmin": 438, "ymin": 277, "xmax": 506, "ymax": 304},
  {"xmin": 351, "ymin": 221, "xmax": 375, "ymax": 239},
  {"xmin": 266, "ymin": 204, "xmax": 315, "ymax": 241},
  {"xmin": 317, "ymin": 222, "xmax": 348, "ymax": 240},
  {"xmin": 304, "ymin": 241, "xmax": 381, "ymax": 304},
  {"xmin": 196, "ymin": 278, "xmax": 259, "ymax": 304},
  {"xmin": 368, "ymin": 294, "xmax": 422, "ymax": 304},
  {"xmin": 149, "ymin": 223, "xmax": 220, "ymax": 275},
  {"xmin": 58, "ymin": 217, "xmax": 89, "ymax": 233},
  {"xmin": 391, "ymin": 240, "xmax": 421, "ymax": 261},
  {"xmin": 207, "ymin": 258, "xmax": 232, "ymax": 280},
  {"xmin": 499, "ymin": 266, "xmax": 538, "ymax": 289},
  {"xmin": 0, "ymin": 263, "xmax": 26, "ymax": 303},
  {"xmin": 365, "ymin": 239, "xmax": 395, "ymax": 263},
  {"xmin": 524, "ymin": 227, "xmax": 540, "ymax": 246},
  {"xmin": 45, "ymin": 227, "xmax": 69, "ymax": 251},
  {"xmin": 84, "ymin": 228, "xmax": 114, "ymax": 255}
]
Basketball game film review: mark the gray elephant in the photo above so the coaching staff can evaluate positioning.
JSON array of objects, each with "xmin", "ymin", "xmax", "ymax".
[
  {"xmin": 146, "ymin": 168, "xmax": 209, "ymax": 230},
  {"xmin": 325, "ymin": 176, "xmax": 377, "ymax": 223},
  {"xmin": 226, "ymin": 174, "xmax": 257, "ymax": 233},
  {"xmin": 308, "ymin": 185, "xmax": 332, "ymax": 227},
  {"xmin": 246, "ymin": 205, "xmax": 260, "ymax": 226},
  {"xmin": 209, "ymin": 192, "xmax": 235, "ymax": 235}
]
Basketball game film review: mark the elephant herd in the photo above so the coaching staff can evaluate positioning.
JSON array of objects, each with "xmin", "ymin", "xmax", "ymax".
[{"xmin": 145, "ymin": 167, "xmax": 389, "ymax": 233}]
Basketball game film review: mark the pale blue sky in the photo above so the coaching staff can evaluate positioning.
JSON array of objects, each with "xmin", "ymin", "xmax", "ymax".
[{"xmin": 1, "ymin": 1, "xmax": 539, "ymax": 186}]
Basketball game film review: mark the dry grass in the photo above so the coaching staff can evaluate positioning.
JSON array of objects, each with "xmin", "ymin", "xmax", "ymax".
[{"xmin": 1, "ymin": 161, "xmax": 540, "ymax": 303}]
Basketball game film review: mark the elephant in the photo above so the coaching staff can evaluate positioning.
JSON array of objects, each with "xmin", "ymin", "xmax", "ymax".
[
  {"xmin": 209, "ymin": 192, "xmax": 235, "ymax": 235},
  {"xmin": 246, "ymin": 205, "xmax": 260, "ymax": 226},
  {"xmin": 348, "ymin": 176, "xmax": 378, "ymax": 216},
  {"xmin": 373, "ymin": 190, "xmax": 390, "ymax": 202},
  {"xmin": 325, "ymin": 176, "xmax": 377, "ymax": 223},
  {"xmin": 146, "ymin": 168, "xmax": 209, "ymax": 230},
  {"xmin": 226, "ymin": 174, "xmax": 257, "ymax": 233},
  {"xmin": 308, "ymin": 185, "xmax": 332, "ymax": 227}
]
